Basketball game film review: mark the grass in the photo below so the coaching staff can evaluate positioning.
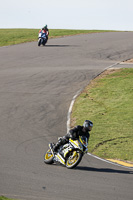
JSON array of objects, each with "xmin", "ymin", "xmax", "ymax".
[
  {"xmin": 71, "ymin": 68, "xmax": 133, "ymax": 162},
  {"xmin": 0, "ymin": 29, "xmax": 38, "ymax": 46},
  {"xmin": 0, "ymin": 197, "xmax": 17, "ymax": 200},
  {"xmin": 0, "ymin": 29, "xmax": 115, "ymax": 46}
]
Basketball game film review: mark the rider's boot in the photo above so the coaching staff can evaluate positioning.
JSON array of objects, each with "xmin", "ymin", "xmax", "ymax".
[
  {"xmin": 52, "ymin": 138, "xmax": 63, "ymax": 153},
  {"xmin": 52, "ymin": 143, "xmax": 60, "ymax": 153}
]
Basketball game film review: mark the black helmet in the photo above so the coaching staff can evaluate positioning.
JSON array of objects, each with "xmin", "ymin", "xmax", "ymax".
[{"xmin": 83, "ymin": 120, "xmax": 93, "ymax": 131}]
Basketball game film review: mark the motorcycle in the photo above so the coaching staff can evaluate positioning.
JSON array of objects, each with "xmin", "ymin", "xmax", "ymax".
[
  {"xmin": 38, "ymin": 30, "xmax": 48, "ymax": 46},
  {"xmin": 44, "ymin": 136, "xmax": 88, "ymax": 169}
]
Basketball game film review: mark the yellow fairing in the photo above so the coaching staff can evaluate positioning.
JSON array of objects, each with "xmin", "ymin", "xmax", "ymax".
[
  {"xmin": 69, "ymin": 138, "xmax": 79, "ymax": 148},
  {"xmin": 57, "ymin": 155, "xmax": 65, "ymax": 165},
  {"xmin": 45, "ymin": 149, "xmax": 53, "ymax": 160}
]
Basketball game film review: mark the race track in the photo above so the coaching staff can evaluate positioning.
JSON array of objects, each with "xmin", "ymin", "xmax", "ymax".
[{"xmin": 0, "ymin": 32, "xmax": 133, "ymax": 200}]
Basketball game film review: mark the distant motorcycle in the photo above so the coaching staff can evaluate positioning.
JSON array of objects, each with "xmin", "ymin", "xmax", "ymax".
[
  {"xmin": 44, "ymin": 136, "xmax": 88, "ymax": 169},
  {"xmin": 38, "ymin": 30, "xmax": 48, "ymax": 46}
]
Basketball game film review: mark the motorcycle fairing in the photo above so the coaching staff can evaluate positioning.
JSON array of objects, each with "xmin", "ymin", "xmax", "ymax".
[
  {"xmin": 69, "ymin": 138, "xmax": 84, "ymax": 151},
  {"xmin": 46, "ymin": 136, "xmax": 88, "ymax": 167},
  {"xmin": 54, "ymin": 153, "xmax": 65, "ymax": 165}
]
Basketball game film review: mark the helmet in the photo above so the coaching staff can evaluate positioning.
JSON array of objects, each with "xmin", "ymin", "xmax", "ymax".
[
  {"xmin": 42, "ymin": 25, "xmax": 47, "ymax": 30},
  {"xmin": 83, "ymin": 120, "xmax": 93, "ymax": 131}
]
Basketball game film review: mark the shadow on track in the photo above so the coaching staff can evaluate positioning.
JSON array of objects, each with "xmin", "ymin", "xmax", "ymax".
[
  {"xmin": 45, "ymin": 45, "xmax": 78, "ymax": 47},
  {"xmin": 75, "ymin": 166, "xmax": 133, "ymax": 174}
]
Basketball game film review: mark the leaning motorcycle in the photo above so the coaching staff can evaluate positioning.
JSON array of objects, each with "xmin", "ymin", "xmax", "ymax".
[
  {"xmin": 38, "ymin": 31, "xmax": 48, "ymax": 46},
  {"xmin": 44, "ymin": 136, "xmax": 88, "ymax": 169}
]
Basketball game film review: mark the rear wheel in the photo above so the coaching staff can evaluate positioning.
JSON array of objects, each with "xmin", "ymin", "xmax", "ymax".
[
  {"xmin": 42, "ymin": 39, "xmax": 47, "ymax": 46},
  {"xmin": 44, "ymin": 149, "xmax": 54, "ymax": 164},
  {"xmin": 66, "ymin": 150, "xmax": 82, "ymax": 169}
]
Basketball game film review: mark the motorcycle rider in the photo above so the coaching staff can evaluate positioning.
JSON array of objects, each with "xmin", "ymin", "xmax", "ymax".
[
  {"xmin": 53, "ymin": 120, "xmax": 93, "ymax": 153},
  {"xmin": 39, "ymin": 25, "xmax": 49, "ymax": 40}
]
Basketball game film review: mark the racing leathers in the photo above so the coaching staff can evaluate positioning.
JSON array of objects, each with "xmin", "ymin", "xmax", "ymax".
[
  {"xmin": 53, "ymin": 126, "xmax": 90, "ymax": 152},
  {"xmin": 39, "ymin": 28, "xmax": 49, "ymax": 40}
]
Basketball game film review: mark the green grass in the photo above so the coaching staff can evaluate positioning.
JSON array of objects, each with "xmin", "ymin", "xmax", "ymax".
[
  {"xmin": 0, "ymin": 29, "xmax": 38, "ymax": 46},
  {"xmin": 0, "ymin": 196, "xmax": 17, "ymax": 200},
  {"xmin": 71, "ymin": 68, "xmax": 133, "ymax": 162},
  {"xmin": 0, "ymin": 29, "xmax": 115, "ymax": 46}
]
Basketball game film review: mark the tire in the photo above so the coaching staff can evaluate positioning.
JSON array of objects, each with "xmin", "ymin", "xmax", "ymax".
[
  {"xmin": 38, "ymin": 38, "xmax": 41, "ymax": 46},
  {"xmin": 65, "ymin": 150, "xmax": 83, "ymax": 169},
  {"xmin": 44, "ymin": 149, "xmax": 54, "ymax": 164},
  {"xmin": 42, "ymin": 42, "xmax": 46, "ymax": 46},
  {"xmin": 42, "ymin": 39, "xmax": 47, "ymax": 46}
]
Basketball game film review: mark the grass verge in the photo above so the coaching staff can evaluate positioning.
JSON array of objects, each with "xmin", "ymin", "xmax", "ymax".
[
  {"xmin": 71, "ymin": 68, "xmax": 133, "ymax": 162},
  {"xmin": 0, "ymin": 29, "xmax": 115, "ymax": 46},
  {"xmin": 0, "ymin": 197, "xmax": 17, "ymax": 200}
]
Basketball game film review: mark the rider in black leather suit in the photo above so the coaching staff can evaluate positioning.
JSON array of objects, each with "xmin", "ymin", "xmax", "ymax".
[{"xmin": 53, "ymin": 120, "xmax": 93, "ymax": 152}]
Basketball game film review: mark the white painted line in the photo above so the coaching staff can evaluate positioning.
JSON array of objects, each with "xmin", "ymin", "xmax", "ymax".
[
  {"xmin": 104, "ymin": 62, "xmax": 120, "ymax": 70},
  {"xmin": 67, "ymin": 63, "xmax": 133, "ymax": 170},
  {"xmin": 87, "ymin": 153, "xmax": 133, "ymax": 170},
  {"xmin": 67, "ymin": 62, "xmax": 120, "ymax": 133},
  {"xmin": 67, "ymin": 89, "xmax": 82, "ymax": 132},
  {"xmin": 120, "ymin": 62, "xmax": 133, "ymax": 65}
]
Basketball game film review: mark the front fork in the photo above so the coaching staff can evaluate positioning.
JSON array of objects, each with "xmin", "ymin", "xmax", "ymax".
[{"xmin": 49, "ymin": 143, "xmax": 55, "ymax": 156}]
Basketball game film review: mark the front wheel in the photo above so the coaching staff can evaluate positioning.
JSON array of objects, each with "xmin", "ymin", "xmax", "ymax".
[
  {"xmin": 44, "ymin": 149, "xmax": 54, "ymax": 164},
  {"xmin": 38, "ymin": 38, "xmax": 41, "ymax": 46},
  {"xmin": 66, "ymin": 150, "xmax": 83, "ymax": 169}
]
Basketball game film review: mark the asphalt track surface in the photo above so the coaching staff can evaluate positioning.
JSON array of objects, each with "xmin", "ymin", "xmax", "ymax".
[{"xmin": 0, "ymin": 32, "xmax": 133, "ymax": 200}]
